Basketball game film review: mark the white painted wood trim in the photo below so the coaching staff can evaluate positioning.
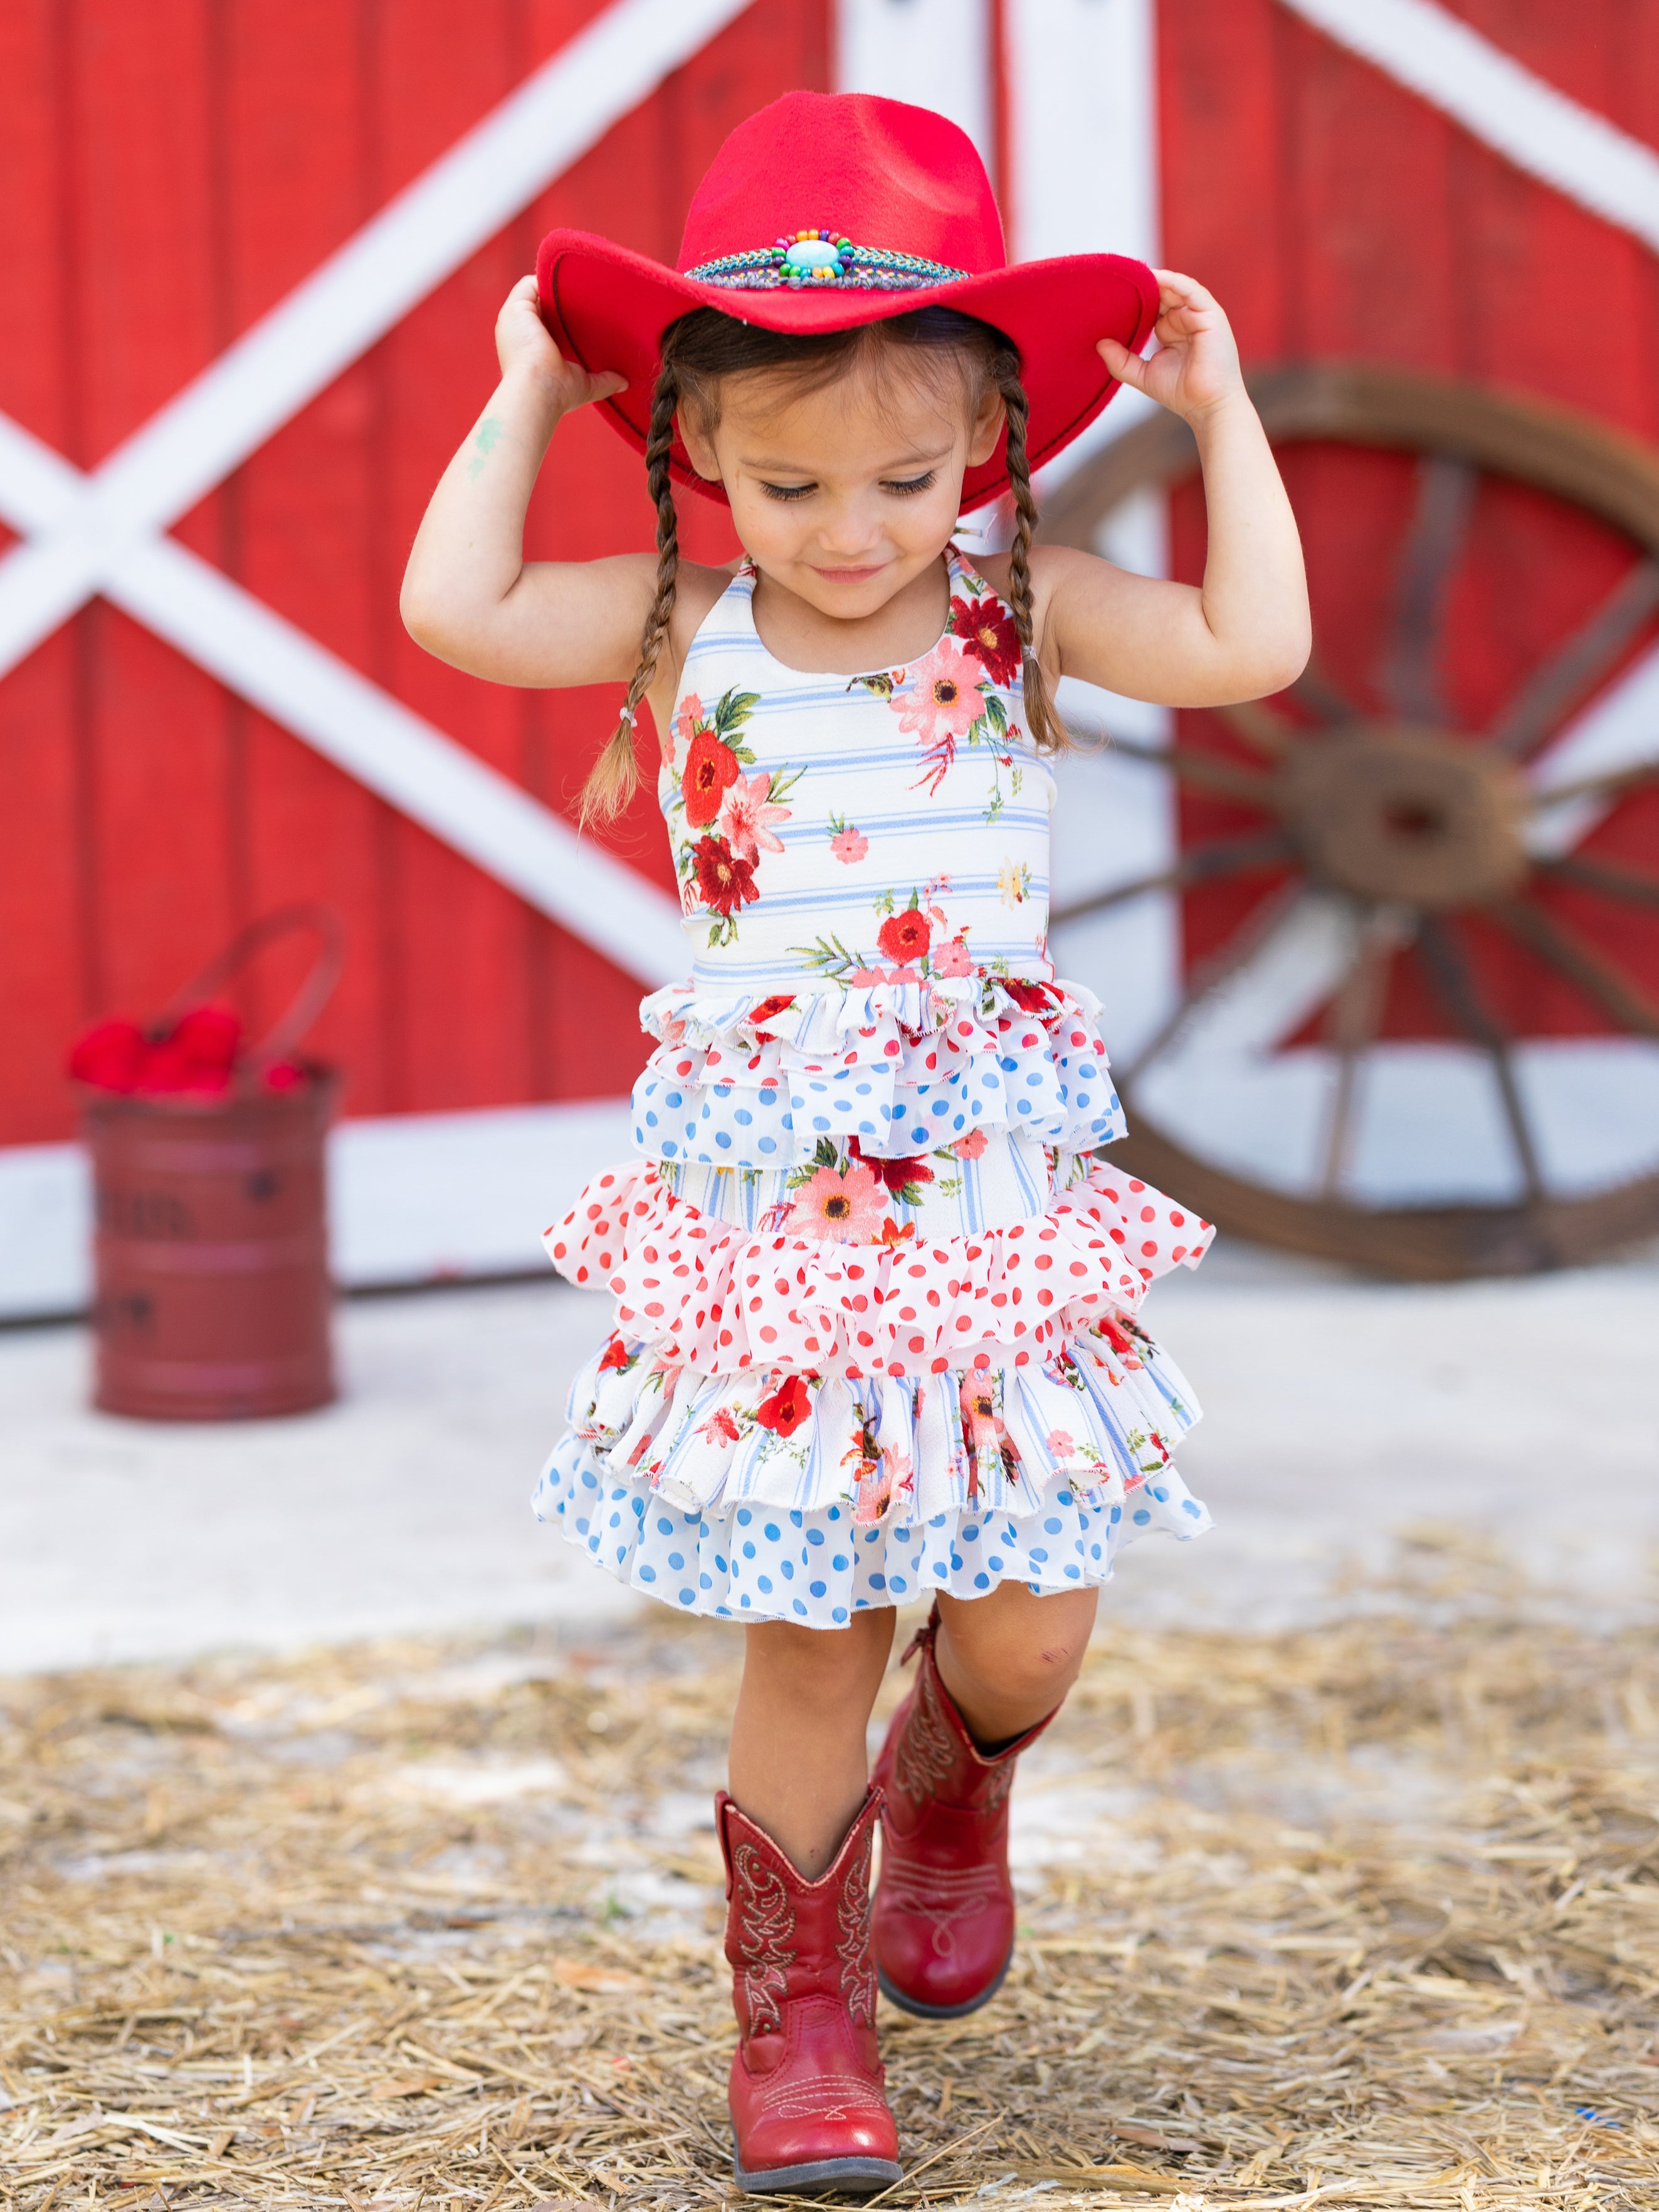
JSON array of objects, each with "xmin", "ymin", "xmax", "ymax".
[
  {"xmin": 0, "ymin": 1100, "xmax": 636, "ymax": 1322},
  {"xmin": 0, "ymin": 0, "xmax": 758, "ymax": 677},
  {"xmin": 0, "ymin": 0, "xmax": 722, "ymax": 996},
  {"xmin": 1278, "ymin": 0, "xmax": 1659, "ymax": 252},
  {"xmin": 835, "ymin": 0, "xmax": 994, "ymax": 164},
  {"xmin": 112, "ymin": 536, "xmax": 687, "ymax": 984}
]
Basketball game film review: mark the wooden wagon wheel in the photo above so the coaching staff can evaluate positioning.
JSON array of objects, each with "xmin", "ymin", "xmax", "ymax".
[{"xmin": 1043, "ymin": 364, "xmax": 1659, "ymax": 1278}]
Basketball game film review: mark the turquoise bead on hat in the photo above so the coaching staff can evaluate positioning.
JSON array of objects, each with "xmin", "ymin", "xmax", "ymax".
[{"xmin": 782, "ymin": 237, "xmax": 843, "ymax": 275}]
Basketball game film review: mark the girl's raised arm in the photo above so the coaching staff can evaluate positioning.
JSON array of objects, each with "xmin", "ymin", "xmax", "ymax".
[
  {"xmin": 1038, "ymin": 271, "xmax": 1312, "ymax": 709},
  {"xmin": 400, "ymin": 276, "xmax": 658, "ymax": 689}
]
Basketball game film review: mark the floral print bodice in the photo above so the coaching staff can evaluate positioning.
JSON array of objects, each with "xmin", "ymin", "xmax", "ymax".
[
  {"xmin": 627, "ymin": 545, "xmax": 1138, "ymax": 1236},
  {"xmin": 657, "ymin": 547, "xmax": 1055, "ymax": 989}
]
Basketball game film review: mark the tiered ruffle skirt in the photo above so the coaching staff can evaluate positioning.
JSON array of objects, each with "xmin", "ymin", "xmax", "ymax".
[{"xmin": 535, "ymin": 975, "xmax": 1214, "ymax": 1626}]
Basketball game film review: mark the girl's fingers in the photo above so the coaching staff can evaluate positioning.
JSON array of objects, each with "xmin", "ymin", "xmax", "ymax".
[
  {"xmin": 1097, "ymin": 336, "xmax": 1147, "ymax": 390},
  {"xmin": 1151, "ymin": 266, "xmax": 1213, "ymax": 307}
]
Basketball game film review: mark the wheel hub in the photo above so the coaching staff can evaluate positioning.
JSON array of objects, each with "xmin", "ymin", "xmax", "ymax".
[{"xmin": 1275, "ymin": 725, "xmax": 1529, "ymax": 908}]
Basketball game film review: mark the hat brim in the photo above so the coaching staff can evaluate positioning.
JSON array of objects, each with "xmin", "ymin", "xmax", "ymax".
[{"xmin": 537, "ymin": 231, "xmax": 1159, "ymax": 508}]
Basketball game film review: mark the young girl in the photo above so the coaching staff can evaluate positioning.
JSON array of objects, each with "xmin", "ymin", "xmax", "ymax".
[{"xmin": 404, "ymin": 91, "xmax": 1307, "ymax": 2198}]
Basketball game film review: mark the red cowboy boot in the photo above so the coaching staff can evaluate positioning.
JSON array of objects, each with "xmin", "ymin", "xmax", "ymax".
[
  {"xmin": 871, "ymin": 1604, "xmax": 1057, "ymax": 2017},
  {"xmin": 718, "ymin": 1786, "xmax": 902, "ymax": 2196}
]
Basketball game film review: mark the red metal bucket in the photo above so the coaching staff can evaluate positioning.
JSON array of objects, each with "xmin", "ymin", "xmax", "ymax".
[{"xmin": 78, "ymin": 907, "xmax": 345, "ymax": 1421}]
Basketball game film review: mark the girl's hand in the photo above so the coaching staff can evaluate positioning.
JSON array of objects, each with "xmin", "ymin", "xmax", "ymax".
[
  {"xmin": 495, "ymin": 274, "xmax": 626, "ymax": 410},
  {"xmin": 1097, "ymin": 271, "xmax": 1243, "ymax": 425}
]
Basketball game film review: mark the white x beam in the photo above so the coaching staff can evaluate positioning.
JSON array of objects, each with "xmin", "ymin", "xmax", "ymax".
[{"xmin": 0, "ymin": 0, "xmax": 759, "ymax": 986}]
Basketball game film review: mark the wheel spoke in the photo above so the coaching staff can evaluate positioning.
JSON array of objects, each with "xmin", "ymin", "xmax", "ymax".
[
  {"xmin": 1413, "ymin": 916, "xmax": 1547, "ymax": 1203},
  {"xmin": 1288, "ymin": 654, "xmax": 1361, "ymax": 729},
  {"xmin": 1485, "ymin": 560, "xmax": 1659, "ymax": 761},
  {"xmin": 1089, "ymin": 734, "xmax": 1280, "ymax": 808},
  {"xmin": 1211, "ymin": 699, "xmax": 1300, "ymax": 758},
  {"xmin": 1318, "ymin": 908, "xmax": 1408, "ymax": 1196},
  {"xmin": 1050, "ymin": 829, "xmax": 1291, "ymax": 927},
  {"xmin": 1535, "ymin": 851, "xmax": 1659, "ymax": 910},
  {"xmin": 1119, "ymin": 882, "xmax": 1307, "ymax": 1088},
  {"xmin": 1377, "ymin": 455, "xmax": 1477, "ymax": 725},
  {"xmin": 1488, "ymin": 897, "xmax": 1659, "ymax": 1040},
  {"xmin": 1528, "ymin": 755, "xmax": 1659, "ymax": 813}
]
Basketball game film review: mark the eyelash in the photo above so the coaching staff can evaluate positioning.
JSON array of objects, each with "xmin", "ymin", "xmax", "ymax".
[{"xmin": 759, "ymin": 470, "xmax": 938, "ymax": 503}]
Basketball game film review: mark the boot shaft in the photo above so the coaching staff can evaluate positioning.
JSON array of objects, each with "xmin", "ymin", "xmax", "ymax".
[
  {"xmin": 882, "ymin": 1606, "xmax": 1053, "ymax": 1831},
  {"xmin": 717, "ymin": 1788, "xmax": 880, "ymax": 2041}
]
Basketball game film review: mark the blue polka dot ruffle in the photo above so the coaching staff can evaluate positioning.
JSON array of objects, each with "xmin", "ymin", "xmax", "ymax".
[{"xmin": 632, "ymin": 974, "xmax": 1126, "ymax": 1169}]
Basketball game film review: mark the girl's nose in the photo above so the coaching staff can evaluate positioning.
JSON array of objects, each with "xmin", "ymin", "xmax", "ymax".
[{"xmin": 814, "ymin": 514, "xmax": 885, "ymax": 561}]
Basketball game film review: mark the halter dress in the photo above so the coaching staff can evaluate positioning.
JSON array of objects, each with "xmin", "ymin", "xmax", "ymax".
[{"xmin": 534, "ymin": 548, "xmax": 1214, "ymax": 1628}]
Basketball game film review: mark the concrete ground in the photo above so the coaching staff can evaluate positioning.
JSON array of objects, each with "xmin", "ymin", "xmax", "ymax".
[{"xmin": 4, "ymin": 1236, "xmax": 1657, "ymax": 1673}]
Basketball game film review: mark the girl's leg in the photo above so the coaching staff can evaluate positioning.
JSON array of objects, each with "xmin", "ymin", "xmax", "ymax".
[
  {"xmin": 870, "ymin": 1583, "xmax": 1098, "ymax": 2019},
  {"xmin": 729, "ymin": 1609, "xmax": 897, "ymax": 1877},
  {"xmin": 934, "ymin": 1581, "xmax": 1098, "ymax": 1744}
]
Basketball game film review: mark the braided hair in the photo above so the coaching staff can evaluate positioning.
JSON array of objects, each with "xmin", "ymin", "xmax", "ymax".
[
  {"xmin": 991, "ymin": 345, "xmax": 1066, "ymax": 754},
  {"xmin": 579, "ymin": 353, "xmax": 682, "ymax": 824},
  {"xmin": 579, "ymin": 306, "xmax": 1066, "ymax": 823}
]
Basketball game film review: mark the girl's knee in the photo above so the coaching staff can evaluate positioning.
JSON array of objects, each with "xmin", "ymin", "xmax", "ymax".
[{"xmin": 939, "ymin": 1592, "xmax": 1094, "ymax": 1704}]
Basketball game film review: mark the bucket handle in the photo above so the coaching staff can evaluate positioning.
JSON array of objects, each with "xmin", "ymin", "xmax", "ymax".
[{"xmin": 152, "ymin": 903, "xmax": 347, "ymax": 1074}]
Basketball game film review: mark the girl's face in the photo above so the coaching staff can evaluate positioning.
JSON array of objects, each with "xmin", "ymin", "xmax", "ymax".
[{"xmin": 678, "ymin": 357, "xmax": 1005, "ymax": 623}]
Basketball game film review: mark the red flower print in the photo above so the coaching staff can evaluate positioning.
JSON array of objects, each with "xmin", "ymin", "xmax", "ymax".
[
  {"xmin": 597, "ymin": 1335, "xmax": 631, "ymax": 1374},
  {"xmin": 749, "ymin": 993, "xmax": 797, "ymax": 1028},
  {"xmin": 755, "ymin": 1374, "xmax": 814, "ymax": 1436},
  {"xmin": 877, "ymin": 908, "xmax": 931, "ymax": 964},
  {"xmin": 847, "ymin": 1135, "xmax": 934, "ymax": 1197},
  {"xmin": 692, "ymin": 835, "xmax": 759, "ymax": 918},
  {"xmin": 1004, "ymin": 979, "xmax": 1060, "ymax": 1015},
  {"xmin": 682, "ymin": 729, "xmax": 741, "ymax": 825},
  {"xmin": 950, "ymin": 594, "xmax": 1022, "ymax": 686}
]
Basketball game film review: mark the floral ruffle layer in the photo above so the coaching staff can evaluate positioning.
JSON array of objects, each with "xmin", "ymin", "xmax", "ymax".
[
  {"xmin": 545, "ymin": 1157, "xmax": 1213, "ymax": 1380},
  {"xmin": 532, "ymin": 1317, "xmax": 1210, "ymax": 1626},
  {"xmin": 631, "ymin": 973, "xmax": 1126, "ymax": 1168}
]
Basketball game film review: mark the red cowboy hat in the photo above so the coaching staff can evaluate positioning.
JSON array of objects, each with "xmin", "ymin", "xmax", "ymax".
[{"xmin": 536, "ymin": 90, "xmax": 1157, "ymax": 508}]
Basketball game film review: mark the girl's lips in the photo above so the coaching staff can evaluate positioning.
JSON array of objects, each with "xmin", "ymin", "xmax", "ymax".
[{"xmin": 813, "ymin": 562, "xmax": 887, "ymax": 582}]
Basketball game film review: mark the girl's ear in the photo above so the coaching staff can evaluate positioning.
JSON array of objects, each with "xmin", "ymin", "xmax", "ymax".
[
  {"xmin": 966, "ymin": 385, "xmax": 1006, "ymax": 468},
  {"xmin": 677, "ymin": 406, "xmax": 723, "ymax": 483}
]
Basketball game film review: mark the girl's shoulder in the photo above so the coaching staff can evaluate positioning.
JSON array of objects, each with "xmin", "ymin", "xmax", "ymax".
[
  {"xmin": 965, "ymin": 544, "xmax": 1104, "ymax": 603},
  {"xmin": 638, "ymin": 559, "xmax": 746, "ymax": 736},
  {"xmin": 963, "ymin": 544, "xmax": 1112, "ymax": 669},
  {"xmin": 670, "ymin": 557, "xmax": 746, "ymax": 652}
]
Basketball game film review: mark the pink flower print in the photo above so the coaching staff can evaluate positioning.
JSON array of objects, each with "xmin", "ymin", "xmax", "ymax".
[
  {"xmin": 883, "ymin": 964, "xmax": 924, "ymax": 986},
  {"xmin": 718, "ymin": 770, "xmax": 791, "ymax": 863},
  {"xmin": 843, "ymin": 965, "xmax": 888, "ymax": 986},
  {"xmin": 664, "ymin": 690, "xmax": 702, "ymax": 773},
  {"xmin": 953, "ymin": 1129, "xmax": 988, "ymax": 1159},
  {"xmin": 1046, "ymin": 1428, "xmax": 1077, "ymax": 1460},
  {"xmin": 785, "ymin": 1161, "xmax": 888, "ymax": 1243},
  {"xmin": 831, "ymin": 823, "xmax": 868, "ymax": 864},
  {"xmin": 698, "ymin": 1406, "xmax": 740, "ymax": 1446},
  {"xmin": 894, "ymin": 638, "xmax": 982, "ymax": 746},
  {"xmin": 932, "ymin": 934, "xmax": 974, "ymax": 978}
]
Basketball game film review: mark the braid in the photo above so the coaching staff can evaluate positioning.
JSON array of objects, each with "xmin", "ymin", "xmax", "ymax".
[
  {"xmin": 994, "ymin": 353, "xmax": 1068, "ymax": 755},
  {"xmin": 579, "ymin": 352, "xmax": 682, "ymax": 824}
]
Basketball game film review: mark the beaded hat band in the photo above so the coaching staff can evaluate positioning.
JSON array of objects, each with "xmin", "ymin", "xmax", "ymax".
[{"xmin": 685, "ymin": 228, "xmax": 969, "ymax": 293}]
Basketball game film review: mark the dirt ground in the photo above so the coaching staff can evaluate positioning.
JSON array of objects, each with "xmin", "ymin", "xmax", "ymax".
[{"xmin": 4, "ymin": 1532, "xmax": 1658, "ymax": 2212}]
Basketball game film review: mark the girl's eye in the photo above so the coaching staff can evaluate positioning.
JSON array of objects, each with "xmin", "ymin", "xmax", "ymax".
[
  {"xmin": 883, "ymin": 471, "xmax": 937, "ymax": 497},
  {"xmin": 760, "ymin": 481, "xmax": 816, "ymax": 502}
]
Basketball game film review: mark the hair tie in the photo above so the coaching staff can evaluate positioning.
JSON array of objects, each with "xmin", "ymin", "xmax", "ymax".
[{"xmin": 619, "ymin": 705, "xmax": 637, "ymax": 728}]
